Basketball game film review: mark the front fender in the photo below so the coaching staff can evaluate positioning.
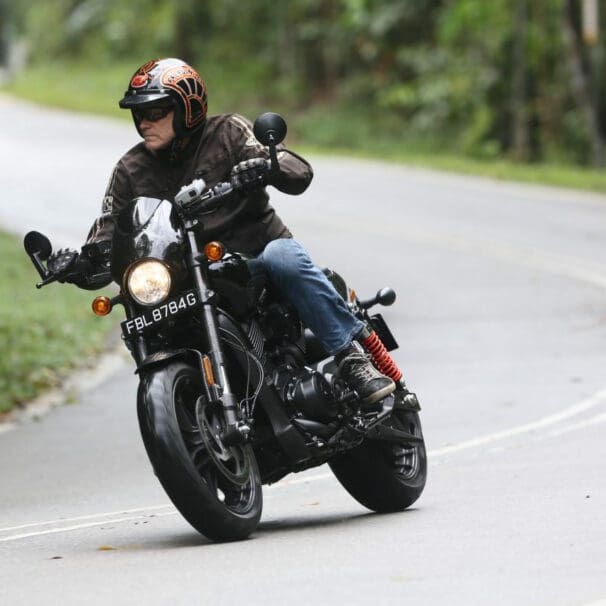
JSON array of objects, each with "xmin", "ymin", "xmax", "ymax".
[
  {"xmin": 136, "ymin": 348, "xmax": 213, "ymax": 403},
  {"xmin": 136, "ymin": 348, "xmax": 204, "ymax": 374}
]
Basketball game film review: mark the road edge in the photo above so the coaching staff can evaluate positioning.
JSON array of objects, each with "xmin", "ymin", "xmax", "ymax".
[{"xmin": 0, "ymin": 339, "xmax": 130, "ymax": 435}]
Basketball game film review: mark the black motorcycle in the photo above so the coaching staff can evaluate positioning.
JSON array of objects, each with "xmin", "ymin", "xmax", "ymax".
[{"xmin": 24, "ymin": 113, "xmax": 426, "ymax": 542}]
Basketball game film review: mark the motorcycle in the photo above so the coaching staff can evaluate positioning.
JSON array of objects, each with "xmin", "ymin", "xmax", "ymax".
[{"xmin": 24, "ymin": 113, "xmax": 427, "ymax": 542}]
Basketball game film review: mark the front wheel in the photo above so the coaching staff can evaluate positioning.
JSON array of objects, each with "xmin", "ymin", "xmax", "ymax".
[
  {"xmin": 137, "ymin": 361, "xmax": 262, "ymax": 541},
  {"xmin": 329, "ymin": 409, "xmax": 427, "ymax": 512}
]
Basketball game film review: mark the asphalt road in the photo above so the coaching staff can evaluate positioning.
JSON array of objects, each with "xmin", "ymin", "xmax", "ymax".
[{"xmin": 1, "ymin": 96, "xmax": 605, "ymax": 606}]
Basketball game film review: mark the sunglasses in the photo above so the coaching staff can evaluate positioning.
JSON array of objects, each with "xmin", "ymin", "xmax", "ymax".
[{"xmin": 132, "ymin": 105, "xmax": 173, "ymax": 123}]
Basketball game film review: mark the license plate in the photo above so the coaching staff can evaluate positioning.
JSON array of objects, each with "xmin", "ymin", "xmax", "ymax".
[{"xmin": 121, "ymin": 290, "xmax": 201, "ymax": 337}]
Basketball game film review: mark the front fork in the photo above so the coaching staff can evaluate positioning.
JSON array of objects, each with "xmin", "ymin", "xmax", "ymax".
[{"xmin": 184, "ymin": 225, "xmax": 248, "ymax": 444}]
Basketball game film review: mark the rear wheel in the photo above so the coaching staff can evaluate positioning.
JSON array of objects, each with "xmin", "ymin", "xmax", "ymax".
[
  {"xmin": 138, "ymin": 361, "xmax": 262, "ymax": 541},
  {"xmin": 329, "ymin": 409, "xmax": 427, "ymax": 512}
]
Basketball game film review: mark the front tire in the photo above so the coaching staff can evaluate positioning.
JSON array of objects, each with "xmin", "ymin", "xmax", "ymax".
[
  {"xmin": 137, "ymin": 361, "xmax": 262, "ymax": 541},
  {"xmin": 329, "ymin": 409, "xmax": 427, "ymax": 512}
]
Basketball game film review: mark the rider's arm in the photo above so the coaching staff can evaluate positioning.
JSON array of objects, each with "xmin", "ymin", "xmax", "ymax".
[
  {"xmin": 71, "ymin": 159, "xmax": 134, "ymax": 290},
  {"xmin": 85, "ymin": 159, "xmax": 134, "ymax": 246},
  {"xmin": 227, "ymin": 114, "xmax": 313, "ymax": 195}
]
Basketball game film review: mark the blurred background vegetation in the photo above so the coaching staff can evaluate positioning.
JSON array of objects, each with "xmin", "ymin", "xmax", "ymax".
[
  {"xmin": 1, "ymin": 1, "xmax": 605, "ymax": 413},
  {"xmin": 1, "ymin": 0, "xmax": 606, "ymax": 172}
]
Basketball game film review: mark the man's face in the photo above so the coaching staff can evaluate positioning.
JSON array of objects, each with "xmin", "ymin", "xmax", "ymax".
[{"xmin": 133, "ymin": 106, "xmax": 176, "ymax": 152}]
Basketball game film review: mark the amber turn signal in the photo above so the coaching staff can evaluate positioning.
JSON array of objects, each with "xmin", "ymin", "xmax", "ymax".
[
  {"xmin": 204, "ymin": 241, "xmax": 225, "ymax": 262},
  {"xmin": 92, "ymin": 296, "xmax": 112, "ymax": 316}
]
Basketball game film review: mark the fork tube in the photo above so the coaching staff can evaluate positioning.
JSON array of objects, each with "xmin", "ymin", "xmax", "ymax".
[{"xmin": 185, "ymin": 227, "xmax": 235, "ymax": 407}]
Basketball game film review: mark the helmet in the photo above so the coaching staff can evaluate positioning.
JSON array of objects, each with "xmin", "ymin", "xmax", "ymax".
[{"xmin": 119, "ymin": 58, "xmax": 208, "ymax": 139}]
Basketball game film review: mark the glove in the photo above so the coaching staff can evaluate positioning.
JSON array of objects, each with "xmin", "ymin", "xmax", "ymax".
[
  {"xmin": 230, "ymin": 158, "xmax": 271, "ymax": 192},
  {"xmin": 47, "ymin": 248, "xmax": 79, "ymax": 281}
]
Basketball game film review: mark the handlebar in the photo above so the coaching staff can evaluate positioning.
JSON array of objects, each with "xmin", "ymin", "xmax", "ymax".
[
  {"xmin": 174, "ymin": 178, "xmax": 236, "ymax": 217},
  {"xmin": 174, "ymin": 159, "xmax": 272, "ymax": 219},
  {"xmin": 35, "ymin": 254, "xmax": 97, "ymax": 289},
  {"xmin": 31, "ymin": 153, "xmax": 274, "ymax": 288},
  {"xmin": 32, "ymin": 177, "xmax": 243, "ymax": 288}
]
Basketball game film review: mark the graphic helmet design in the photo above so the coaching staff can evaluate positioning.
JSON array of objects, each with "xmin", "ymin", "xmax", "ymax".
[{"xmin": 119, "ymin": 58, "xmax": 208, "ymax": 138}]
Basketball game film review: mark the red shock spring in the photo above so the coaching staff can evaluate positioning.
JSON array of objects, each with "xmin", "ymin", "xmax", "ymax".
[{"xmin": 361, "ymin": 331, "xmax": 403, "ymax": 382}]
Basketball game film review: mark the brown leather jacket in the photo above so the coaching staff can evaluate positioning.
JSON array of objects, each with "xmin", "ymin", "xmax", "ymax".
[{"xmin": 86, "ymin": 113, "xmax": 313, "ymax": 256}]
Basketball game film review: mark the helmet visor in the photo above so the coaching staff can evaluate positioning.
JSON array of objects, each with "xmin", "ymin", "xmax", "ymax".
[{"xmin": 119, "ymin": 92, "xmax": 171, "ymax": 109}]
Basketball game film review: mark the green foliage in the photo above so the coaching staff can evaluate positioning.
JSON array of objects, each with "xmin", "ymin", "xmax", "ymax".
[
  {"xmin": 0, "ymin": 231, "xmax": 113, "ymax": 413},
  {"xmin": 4, "ymin": 0, "xmax": 606, "ymax": 165}
]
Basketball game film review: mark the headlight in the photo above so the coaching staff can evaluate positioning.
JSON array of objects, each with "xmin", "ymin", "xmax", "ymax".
[{"xmin": 127, "ymin": 260, "xmax": 171, "ymax": 306}]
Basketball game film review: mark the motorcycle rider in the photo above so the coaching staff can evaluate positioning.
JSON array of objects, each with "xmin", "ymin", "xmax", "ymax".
[{"xmin": 50, "ymin": 58, "xmax": 396, "ymax": 408}]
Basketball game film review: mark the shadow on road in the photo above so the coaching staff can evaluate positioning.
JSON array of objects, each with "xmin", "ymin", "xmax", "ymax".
[
  {"xmin": 258, "ymin": 508, "xmax": 420, "ymax": 536},
  {"xmin": 96, "ymin": 509, "xmax": 422, "ymax": 553}
]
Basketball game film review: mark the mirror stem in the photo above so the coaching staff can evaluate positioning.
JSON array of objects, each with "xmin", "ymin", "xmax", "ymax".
[
  {"xmin": 30, "ymin": 251, "xmax": 51, "ymax": 280},
  {"xmin": 268, "ymin": 135, "xmax": 280, "ymax": 176}
]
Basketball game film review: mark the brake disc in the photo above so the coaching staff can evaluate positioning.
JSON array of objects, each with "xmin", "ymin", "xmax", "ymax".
[{"xmin": 196, "ymin": 397, "xmax": 251, "ymax": 486}]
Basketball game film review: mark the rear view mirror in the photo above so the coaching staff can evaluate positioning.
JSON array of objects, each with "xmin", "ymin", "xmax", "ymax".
[
  {"xmin": 24, "ymin": 231, "xmax": 52, "ymax": 260},
  {"xmin": 24, "ymin": 231, "xmax": 53, "ymax": 281},
  {"xmin": 253, "ymin": 113, "xmax": 287, "ymax": 146}
]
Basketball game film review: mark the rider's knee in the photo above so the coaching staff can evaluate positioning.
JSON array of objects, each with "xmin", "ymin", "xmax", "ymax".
[{"xmin": 261, "ymin": 238, "xmax": 308, "ymax": 276}]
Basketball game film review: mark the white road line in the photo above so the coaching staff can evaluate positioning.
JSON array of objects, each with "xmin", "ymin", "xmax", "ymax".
[
  {"xmin": 0, "ymin": 512, "xmax": 177, "ymax": 543},
  {"xmin": 403, "ymin": 229, "xmax": 606, "ymax": 292},
  {"xmin": 0, "ymin": 504, "xmax": 173, "ymax": 534},
  {"xmin": 315, "ymin": 216, "xmax": 606, "ymax": 292},
  {"xmin": 428, "ymin": 388, "xmax": 606, "ymax": 457},
  {"xmin": 2, "ymin": 387, "xmax": 605, "ymax": 544},
  {"xmin": 269, "ymin": 472, "xmax": 337, "ymax": 489},
  {"xmin": 542, "ymin": 412, "xmax": 606, "ymax": 439}
]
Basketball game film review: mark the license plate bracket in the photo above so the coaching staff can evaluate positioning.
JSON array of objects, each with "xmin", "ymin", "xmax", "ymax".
[{"xmin": 368, "ymin": 313, "xmax": 399, "ymax": 351}]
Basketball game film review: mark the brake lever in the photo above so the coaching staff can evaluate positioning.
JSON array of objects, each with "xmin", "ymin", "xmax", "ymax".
[{"xmin": 36, "ymin": 255, "xmax": 92, "ymax": 289}]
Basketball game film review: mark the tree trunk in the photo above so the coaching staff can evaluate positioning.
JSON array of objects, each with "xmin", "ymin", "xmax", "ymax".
[
  {"xmin": 561, "ymin": 0, "xmax": 604, "ymax": 166},
  {"xmin": 511, "ymin": 0, "xmax": 530, "ymax": 161}
]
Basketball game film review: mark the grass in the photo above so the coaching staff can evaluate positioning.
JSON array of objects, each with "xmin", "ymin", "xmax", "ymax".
[
  {"xmin": 0, "ymin": 230, "xmax": 115, "ymax": 414},
  {"xmin": 292, "ymin": 105, "xmax": 606, "ymax": 193},
  {"xmin": 301, "ymin": 142, "xmax": 606, "ymax": 193},
  {"xmin": 4, "ymin": 61, "xmax": 606, "ymax": 194},
  {"xmin": 1, "ymin": 60, "xmax": 263, "ymax": 121}
]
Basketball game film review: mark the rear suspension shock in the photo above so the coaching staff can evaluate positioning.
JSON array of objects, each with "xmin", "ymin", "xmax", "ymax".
[{"xmin": 360, "ymin": 330, "xmax": 403, "ymax": 382}]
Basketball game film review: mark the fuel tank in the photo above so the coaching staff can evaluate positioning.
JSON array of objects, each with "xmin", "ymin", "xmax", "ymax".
[{"xmin": 209, "ymin": 253, "xmax": 264, "ymax": 318}]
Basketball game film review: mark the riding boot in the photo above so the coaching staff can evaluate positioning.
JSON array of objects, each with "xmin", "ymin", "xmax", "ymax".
[{"xmin": 335, "ymin": 341, "xmax": 395, "ymax": 410}]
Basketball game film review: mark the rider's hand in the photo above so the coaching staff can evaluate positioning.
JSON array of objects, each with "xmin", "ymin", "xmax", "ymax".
[
  {"xmin": 47, "ymin": 248, "xmax": 79, "ymax": 282},
  {"xmin": 230, "ymin": 158, "xmax": 271, "ymax": 192}
]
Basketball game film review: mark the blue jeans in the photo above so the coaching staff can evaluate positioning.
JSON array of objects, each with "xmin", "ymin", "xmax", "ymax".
[{"xmin": 249, "ymin": 238, "xmax": 365, "ymax": 355}]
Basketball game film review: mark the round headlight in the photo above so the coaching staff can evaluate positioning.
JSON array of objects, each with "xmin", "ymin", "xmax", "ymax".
[{"xmin": 127, "ymin": 260, "xmax": 171, "ymax": 306}]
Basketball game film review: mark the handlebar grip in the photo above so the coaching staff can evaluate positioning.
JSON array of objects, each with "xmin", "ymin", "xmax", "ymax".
[{"xmin": 212, "ymin": 181, "xmax": 234, "ymax": 198}]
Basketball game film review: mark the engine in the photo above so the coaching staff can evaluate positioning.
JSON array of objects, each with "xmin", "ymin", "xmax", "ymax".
[{"xmin": 273, "ymin": 365, "xmax": 339, "ymax": 423}]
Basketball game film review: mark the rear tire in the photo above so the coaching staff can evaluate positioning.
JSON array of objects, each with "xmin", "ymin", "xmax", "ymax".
[
  {"xmin": 137, "ymin": 361, "xmax": 262, "ymax": 541},
  {"xmin": 329, "ymin": 410, "xmax": 427, "ymax": 512}
]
